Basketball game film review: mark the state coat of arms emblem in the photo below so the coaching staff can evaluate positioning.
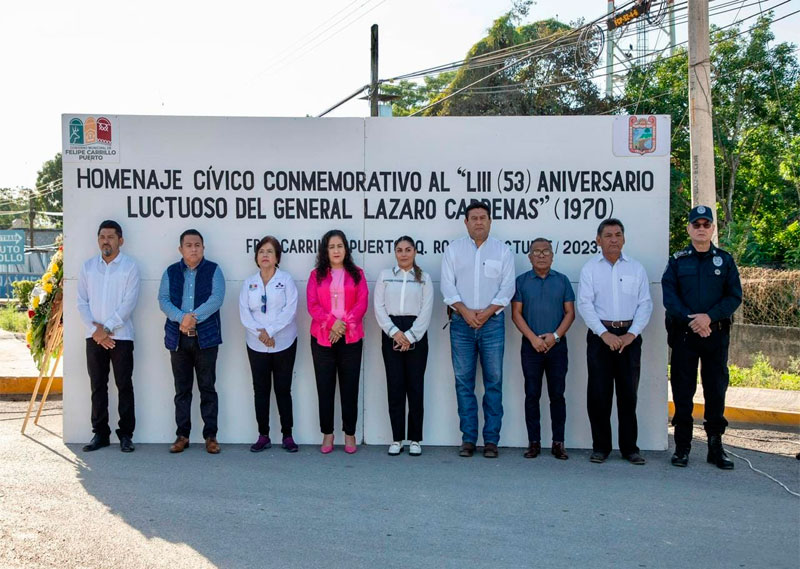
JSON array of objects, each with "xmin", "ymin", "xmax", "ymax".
[{"xmin": 628, "ymin": 115, "xmax": 657, "ymax": 155}]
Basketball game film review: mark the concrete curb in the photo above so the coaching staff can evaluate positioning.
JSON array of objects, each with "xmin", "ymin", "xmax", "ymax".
[
  {"xmin": 0, "ymin": 377, "xmax": 63, "ymax": 395},
  {"xmin": 1, "ymin": 379, "xmax": 796, "ymax": 425},
  {"xmin": 667, "ymin": 401, "xmax": 799, "ymax": 427}
]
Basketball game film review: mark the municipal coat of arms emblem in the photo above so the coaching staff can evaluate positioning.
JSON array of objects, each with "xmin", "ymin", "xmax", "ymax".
[{"xmin": 628, "ymin": 115, "xmax": 657, "ymax": 155}]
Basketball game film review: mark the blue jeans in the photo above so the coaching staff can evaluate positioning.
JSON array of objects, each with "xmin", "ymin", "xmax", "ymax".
[{"xmin": 449, "ymin": 312, "xmax": 505, "ymax": 444}]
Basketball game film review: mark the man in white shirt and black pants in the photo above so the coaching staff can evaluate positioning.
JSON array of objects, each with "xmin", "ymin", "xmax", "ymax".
[
  {"xmin": 441, "ymin": 202, "xmax": 515, "ymax": 458},
  {"xmin": 577, "ymin": 218, "xmax": 652, "ymax": 465},
  {"xmin": 77, "ymin": 220, "xmax": 141, "ymax": 453}
]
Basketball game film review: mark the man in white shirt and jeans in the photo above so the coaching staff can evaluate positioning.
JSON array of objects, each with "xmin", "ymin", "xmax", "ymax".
[
  {"xmin": 577, "ymin": 218, "xmax": 652, "ymax": 465},
  {"xmin": 441, "ymin": 202, "xmax": 515, "ymax": 458},
  {"xmin": 77, "ymin": 220, "xmax": 141, "ymax": 453}
]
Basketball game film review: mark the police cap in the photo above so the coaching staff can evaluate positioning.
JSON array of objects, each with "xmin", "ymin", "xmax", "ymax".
[{"xmin": 689, "ymin": 205, "xmax": 714, "ymax": 223}]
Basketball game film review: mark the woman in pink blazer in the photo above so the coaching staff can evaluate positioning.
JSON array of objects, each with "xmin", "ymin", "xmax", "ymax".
[{"xmin": 307, "ymin": 229, "xmax": 368, "ymax": 454}]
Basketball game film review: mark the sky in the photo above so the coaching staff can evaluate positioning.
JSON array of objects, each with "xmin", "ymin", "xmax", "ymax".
[{"xmin": 1, "ymin": 0, "xmax": 798, "ymax": 190}]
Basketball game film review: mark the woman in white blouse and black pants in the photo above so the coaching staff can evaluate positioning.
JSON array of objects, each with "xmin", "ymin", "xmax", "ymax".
[
  {"xmin": 374, "ymin": 236, "xmax": 434, "ymax": 456},
  {"xmin": 239, "ymin": 236, "xmax": 299, "ymax": 453}
]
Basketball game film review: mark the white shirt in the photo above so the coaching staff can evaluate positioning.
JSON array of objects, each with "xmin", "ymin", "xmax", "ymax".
[
  {"xmin": 577, "ymin": 252, "xmax": 653, "ymax": 337},
  {"xmin": 77, "ymin": 252, "xmax": 141, "ymax": 341},
  {"xmin": 440, "ymin": 235, "xmax": 515, "ymax": 311},
  {"xmin": 373, "ymin": 266, "xmax": 434, "ymax": 343},
  {"xmin": 238, "ymin": 269, "xmax": 298, "ymax": 353}
]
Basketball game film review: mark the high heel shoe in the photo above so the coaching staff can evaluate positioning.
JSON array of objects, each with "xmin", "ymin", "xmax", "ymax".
[
  {"xmin": 320, "ymin": 434, "xmax": 334, "ymax": 454},
  {"xmin": 344, "ymin": 435, "xmax": 357, "ymax": 454}
]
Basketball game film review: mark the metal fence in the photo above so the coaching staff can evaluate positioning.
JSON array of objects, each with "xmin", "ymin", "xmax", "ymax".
[{"xmin": 738, "ymin": 267, "xmax": 800, "ymax": 328}]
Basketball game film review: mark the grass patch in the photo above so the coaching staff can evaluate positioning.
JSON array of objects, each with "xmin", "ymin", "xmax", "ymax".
[
  {"xmin": 0, "ymin": 304, "xmax": 28, "ymax": 334},
  {"xmin": 728, "ymin": 353, "xmax": 800, "ymax": 391}
]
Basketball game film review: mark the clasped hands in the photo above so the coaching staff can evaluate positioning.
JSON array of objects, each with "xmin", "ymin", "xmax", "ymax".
[
  {"xmin": 687, "ymin": 313, "xmax": 712, "ymax": 337},
  {"xmin": 92, "ymin": 322, "xmax": 115, "ymax": 350},
  {"xmin": 328, "ymin": 319, "xmax": 347, "ymax": 344},
  {"xmin": 458, "ymin": 306, "xmax": 495, "ymax": 330},
  {"xmin": 257, "ymin": 328, "xmax": 275, "ymax": 348},
  {"xmin": 600, "ymin": 331, "xmax": 636, "ymax": 353},
  {"xmin": 527, "ymin": 332, "xmax": 558, "ymax": 353},
  {"xmin": 392, "ymin": 330, "xmax": 412, "ymax": 352},
  {"xmin": 179, "ymin": 313, "xmax": 197, "ymax": 335}
]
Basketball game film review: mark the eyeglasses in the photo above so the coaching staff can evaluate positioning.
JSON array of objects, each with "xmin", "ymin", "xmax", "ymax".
[
  {"xmin": 692, "ymin": 222, "xmax": 712, "ymax": 229},
  {"xmin": 530, "ymin": 249, "xmax": 553, "ymax": 257},
  {"xmin": 261, "ymin": 295, "xmax": 267, "ymax": 314}
]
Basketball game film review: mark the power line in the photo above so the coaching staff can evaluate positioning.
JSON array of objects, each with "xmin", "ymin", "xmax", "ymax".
[{"xmin": 402, "ymin": 3, "xmax": 797, "ymax": 109}]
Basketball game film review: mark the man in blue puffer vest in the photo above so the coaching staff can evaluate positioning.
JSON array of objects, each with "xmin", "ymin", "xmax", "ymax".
[{"xmin": 158, "ymin": 229, "xmax": 226, "ymax": 454}]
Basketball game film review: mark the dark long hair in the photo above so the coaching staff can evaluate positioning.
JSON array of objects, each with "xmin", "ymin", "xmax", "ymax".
[
  {"xmin": 394, "ymin": 235, "xmax": 423, "ymax": 284},
  {"xmin": 315, "ymin": 229, "xmax": 362, "ymax": 284}
]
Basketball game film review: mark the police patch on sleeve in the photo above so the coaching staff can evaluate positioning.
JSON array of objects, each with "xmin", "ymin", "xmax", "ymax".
[{"xmin": 713, "ymin": 256, "xmax": 723, "ymax": 267}]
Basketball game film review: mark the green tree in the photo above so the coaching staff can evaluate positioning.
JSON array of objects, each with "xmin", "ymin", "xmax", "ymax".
[
  {"xmin": 380, "ymin": 72, "xmax": 457, "ymax": 116},
  {"xmin": 33, "ymin": 153, "xmax": 62, "ymax": 229},
  {"xmin": 623, "ymin": 15, "xmax": 800, "ymax": 266}
]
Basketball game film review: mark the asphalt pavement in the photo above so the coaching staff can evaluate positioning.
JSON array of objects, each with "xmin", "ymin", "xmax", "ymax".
[{"xmin": 1, "ymin": 398, "xmax": 798, "ymax": 569}]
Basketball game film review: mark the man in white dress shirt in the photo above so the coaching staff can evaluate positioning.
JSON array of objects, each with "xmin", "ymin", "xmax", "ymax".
[
  {"xmin": 77, "ymin": 220, "xmax": 141, "ymax": 453},
  {"xmin": 441, "ymin": 202, "xmax": 515, "ymax": 458},
  {"xmin": 577, "ymin": 218, "xmax": 652, "ymax": 465}
]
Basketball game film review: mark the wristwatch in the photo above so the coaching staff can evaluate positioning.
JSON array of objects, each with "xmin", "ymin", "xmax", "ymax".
[
  {"xmin": 553, "ymin": 331, "xmax": 560, "ymax": 343},
  {"xmin": 103, "ymin": 326, "xmax": 112, "ymax": 335}
]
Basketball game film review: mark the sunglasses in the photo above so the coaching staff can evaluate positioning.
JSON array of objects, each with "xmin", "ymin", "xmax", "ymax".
[
  {"xmin": 692, "ymin": 221, "xmax": 712, "ymax": 229},
  {"xmin": 261, "ymin": 295, "xmax": 267, "ymax": 314}
]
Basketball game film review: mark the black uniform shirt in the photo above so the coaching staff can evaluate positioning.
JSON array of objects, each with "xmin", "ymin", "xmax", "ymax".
[{"xmin": 661, "ymin": 244, "xmax": 742, "ymax": 325}]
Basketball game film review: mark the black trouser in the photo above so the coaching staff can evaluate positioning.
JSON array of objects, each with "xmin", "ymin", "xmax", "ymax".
[
  {"xmin": 520, "ymin": 338, "xmax": 568, "ymax": 443},
  {"xmin": 246, "ymin": 340, "xmax": 297, "ymax": 438},
  {"xmin": 86, "ymin": 338, "xmax": 135, "ymax": 439},
  {"xmin": 170, "ymin": 335, "xmax": 218, "ymax": 439},
  {"xmin": 380, "ymin": 315, "xmax": 428, "ymax": 442},
  {"xmin": 670, "ymin": 325, "xmax": 730, "ymax": 451},
  {"xmin": 311, "ymin": 337, "xmax": 362, "ymax": 436},
  {"xmin": 586, "ymin": 328, "xmax": 642, "ymax": 456}
]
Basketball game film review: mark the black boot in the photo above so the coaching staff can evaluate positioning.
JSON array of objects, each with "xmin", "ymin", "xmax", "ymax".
[{"xmin": 707, "ymin": 435, "xmax": 734, "ymax": 470}]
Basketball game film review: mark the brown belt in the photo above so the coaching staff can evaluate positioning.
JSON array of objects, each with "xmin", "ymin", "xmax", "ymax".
[{"xmin": 601, "ymin": 320, "xmax": 633, "ymax": 329}]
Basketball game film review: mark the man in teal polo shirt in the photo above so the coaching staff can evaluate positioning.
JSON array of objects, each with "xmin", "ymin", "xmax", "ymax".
[{"xmin": 511, "ymin": 237, "xmax": 575, "ymax": 460}]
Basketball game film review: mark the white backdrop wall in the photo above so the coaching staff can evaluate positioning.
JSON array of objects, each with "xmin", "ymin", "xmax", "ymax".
[{"xmin": 62, "ymin": 115, "xmax": 670, "ymax": 449}]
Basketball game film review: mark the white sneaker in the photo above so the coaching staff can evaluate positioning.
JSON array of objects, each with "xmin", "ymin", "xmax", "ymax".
[
  {"xmin": 409, "ymin": 441, "xmax": 422, "ymax": 456},
  {"xmin": 388, "ymin": 441, "xmax": 403, "ymax": 456}
]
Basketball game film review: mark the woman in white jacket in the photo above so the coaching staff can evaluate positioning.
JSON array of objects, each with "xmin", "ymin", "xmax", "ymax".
[{"xmin": 239, "ymin": 235, "xmax": 299, "ymax": 453}]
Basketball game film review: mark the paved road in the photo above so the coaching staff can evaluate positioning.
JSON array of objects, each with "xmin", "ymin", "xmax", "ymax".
[{"xmin": 1, "ymin": 398, "xmax": 798, "ymax": 569}]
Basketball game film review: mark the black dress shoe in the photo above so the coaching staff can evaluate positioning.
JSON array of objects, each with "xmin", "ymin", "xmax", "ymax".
[
  {"xmin": 82, "ymin": 434, "xmax": 110, "ymax": 452},
  {"xmin": 119, "ymin": 436, "xmax": 135, "ymax": 453},
  {"xmin": 458, "ymin": 442, "xmax": 476, "ymax": 457},
  {"xmin": 589, "ymin": 451, "xmax": 609, "ymax": 463},
  {"xmin": 524, "ymin": 441, "xmax": 541, "ymax": 458},
  {"xmin": 624, "ymin": 452, "xmax": 646, "ymax": 465},
  {"xmin": 671, "ymin": 448, "xmax": 689, "ymax": 467}
]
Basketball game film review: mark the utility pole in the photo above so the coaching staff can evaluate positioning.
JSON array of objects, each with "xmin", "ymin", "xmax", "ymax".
[
  {"xmin": 605, "ymin": 0, "xmax": 614, "ymax": 97},
  {"xmin": 687, "ymin": 0, "xmax": 718, "ymax": 240},
  {"xmin": 28, "ymin": 189, "xmax": 34, "ymax": 248},
  {"xmin": 370, "ymin": 24, "xmax": 379, "ymax": 117}
]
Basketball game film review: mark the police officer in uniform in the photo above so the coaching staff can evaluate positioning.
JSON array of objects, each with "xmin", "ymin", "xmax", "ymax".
[{"xmin": 662, "ymin": 205, "xmax": 742, "ymax": 469}]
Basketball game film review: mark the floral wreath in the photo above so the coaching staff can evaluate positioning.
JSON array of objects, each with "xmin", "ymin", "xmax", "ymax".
[{"xmin": 27, "ymin": 235, "xmax": 63, "ymax": 368}]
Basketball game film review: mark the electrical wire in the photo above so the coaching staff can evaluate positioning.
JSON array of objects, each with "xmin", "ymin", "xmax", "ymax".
[{"xmin": 728, "ymin": 450, "xmax": 800, "ymax": 497}]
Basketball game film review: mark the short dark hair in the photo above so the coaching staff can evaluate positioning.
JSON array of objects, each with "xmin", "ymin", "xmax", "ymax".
[
  {"xmin": 97, "ymin": 220, "xmax": 122, "ymax": 238},
  {"xmin": 596, "ymin": 218, "xmax": 625, "ymax": 236},
  {"xmin": 465, "ymin": 201, "xmax": 491, "ymax": 219},
  {"xmin": 254, "ymin": 235, "xmax": 282, "ymax": 267},
  {"xmin": 530, "ymin": 237, "xmax": 552, "ymax": 250},
  {"xmin": 179, "ymin": 229, "xmax": 204, "ymax": 245}
]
